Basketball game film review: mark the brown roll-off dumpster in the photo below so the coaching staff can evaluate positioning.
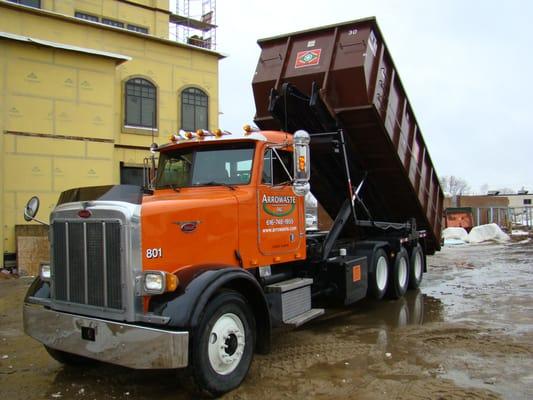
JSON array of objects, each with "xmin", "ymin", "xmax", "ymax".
[{"xmin": 252, "ymin": 17, "xmax": 443, "ymax": 254}]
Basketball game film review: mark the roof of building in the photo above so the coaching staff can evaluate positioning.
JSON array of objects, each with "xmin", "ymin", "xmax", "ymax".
[
  {"xmin": 0, "ymin": 31, "xmax": 131, "ymax": 63},
  {"xmin": 0, "ymin": 1, "xmax": 225, "ymax": 59}
]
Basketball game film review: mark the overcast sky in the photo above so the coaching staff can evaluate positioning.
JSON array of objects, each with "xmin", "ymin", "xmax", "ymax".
[{"xmin": 212, "ymin": 0, "xmax": 532, "ymax": 193}]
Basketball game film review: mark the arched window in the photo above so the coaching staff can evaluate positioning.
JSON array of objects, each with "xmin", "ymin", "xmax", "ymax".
[
  {"xmin": 181, "ymin": 88, "xmax": 208, "ymax": 131},
  {"xmin": 125, "ymin": 78, "xmax": 156, "ymax": 128}
]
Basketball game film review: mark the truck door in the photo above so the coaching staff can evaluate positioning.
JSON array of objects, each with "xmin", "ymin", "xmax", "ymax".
[{"xmin": 258, "ymin": 148, "xmax": 304, "ymax": 255}]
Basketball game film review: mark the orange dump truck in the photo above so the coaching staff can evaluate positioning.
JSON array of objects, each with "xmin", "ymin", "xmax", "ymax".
[{"xmin": 23, "ymin": 18, "xmax": 442, "ymax": 396}]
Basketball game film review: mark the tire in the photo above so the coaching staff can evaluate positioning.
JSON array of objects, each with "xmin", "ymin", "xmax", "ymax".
[
  {"xmin": 191, "ymin": 291, "xmax": 255, "ymax": 397},
  {"xmin": 387, "ymin": 247, "xmax": 409, "ymax": 299},
  {"xmin": 408, "ymin": 244, "xmax": 425, "ymax": 290},
  {"xmin": 368, "ymin": 248, "xmax": 389, "ymax": 300},
  {"xmin": 44, "ymin": 346, "xmax": 95, "ymax": 366}
]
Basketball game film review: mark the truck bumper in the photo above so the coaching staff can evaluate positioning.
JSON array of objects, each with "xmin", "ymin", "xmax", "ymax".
[{"xmin": 23, "ymin": 303, "xmax": 189, "ymax": 369}]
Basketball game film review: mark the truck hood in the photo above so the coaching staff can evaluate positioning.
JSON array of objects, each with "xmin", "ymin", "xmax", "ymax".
[{"xmin": 140, "ymin": 188, "xmax": 240, "ymax": 273}]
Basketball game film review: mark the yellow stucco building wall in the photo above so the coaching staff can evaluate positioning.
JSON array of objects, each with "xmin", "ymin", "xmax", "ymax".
[{"xmin": 0, "ymin": 0, "xmax": 223, "ymax": 264}]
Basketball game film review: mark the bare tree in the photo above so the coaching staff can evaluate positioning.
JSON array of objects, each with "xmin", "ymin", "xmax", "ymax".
[{"xmin": 440, "ymin": 175, "xmax": 471, "ymax": 196}]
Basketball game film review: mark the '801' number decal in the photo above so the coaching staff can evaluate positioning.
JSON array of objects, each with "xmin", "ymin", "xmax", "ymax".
[{"xmin": 146, "ymin": 248, "xmax": 162, "ymax": 259}]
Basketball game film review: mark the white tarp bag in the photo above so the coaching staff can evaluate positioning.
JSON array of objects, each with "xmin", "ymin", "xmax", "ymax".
[
  {"xmin": 467, "ymin": 223, "xmax": 510, "ymax": 243},
  {"xmin": 442, "ymin": 227, "xmax": 469, "ymax": 241}
]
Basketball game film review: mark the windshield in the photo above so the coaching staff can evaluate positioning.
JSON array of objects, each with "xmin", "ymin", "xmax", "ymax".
[{"xmin": 156, "ymin": 142, "xmax": 255, "ymax": 188}]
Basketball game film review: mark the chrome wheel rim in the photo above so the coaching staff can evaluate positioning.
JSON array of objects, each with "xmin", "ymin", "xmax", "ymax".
[
  {"xmin": 414, "ymin": 252, "xmax": 423, "ymax": 281},
  {"xmin": 398, "ymin": 257, "xmax": 408, "ymax": 288},
  {"xmin": 376, "ymin": 256, "xmax": 388, "ymax": 291},
  {"xmin": 208, "ymin": 312, "xmax": 245, "ymax": 375}
]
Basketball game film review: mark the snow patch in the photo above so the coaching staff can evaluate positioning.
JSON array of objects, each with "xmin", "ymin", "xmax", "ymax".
[
  {"xmin": 467, "ymin": 223, "xmax": 510, "ymax": 243},
  {"xmin": 442, "ymin": 227, "xmax": 468, "ymax": 242},
  {"xmin": 444, "ymin": 238, "xmax": 468, "ymax": 246}
]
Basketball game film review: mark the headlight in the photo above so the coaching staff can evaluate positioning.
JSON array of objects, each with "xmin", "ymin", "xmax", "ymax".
[
  {"xmin": 142, "ymin": 271, "xmax": 178, "ymax": 295},
  {"xmin": 40, "ymin": 263, "xmax": 51, "ymax": 281},
  {"xmin": 144, "ymin": 272, "xmax": 165, "ymax": 294}
]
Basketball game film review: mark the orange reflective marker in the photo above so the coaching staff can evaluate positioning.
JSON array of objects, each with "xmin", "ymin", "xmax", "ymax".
[
  {"xmin": 352, "ymin": 265, "xmax": 361, "ymax": 282},
  {"xmin": 298, "ymin": 155, "xmax": 306, "ymax": 171},
  {"xmin": 166, "ymin": 273, "xmax": 178, "ymax": 292}
]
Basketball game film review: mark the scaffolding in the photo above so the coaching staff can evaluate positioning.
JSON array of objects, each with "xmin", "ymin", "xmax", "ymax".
[{"xmin": 170, "ymin": 0, "xmax": 217, "ymax": 50}]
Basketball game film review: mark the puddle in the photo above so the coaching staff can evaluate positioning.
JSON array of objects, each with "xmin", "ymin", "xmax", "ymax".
[{"xmin": 308, "ymin": 290, "xmax": 444, "ymax": 340}]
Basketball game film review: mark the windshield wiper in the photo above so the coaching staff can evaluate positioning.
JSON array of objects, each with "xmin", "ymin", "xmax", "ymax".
[{"xmin": 201, "ymin": 181, "xmax": 236, "ymax": 191}]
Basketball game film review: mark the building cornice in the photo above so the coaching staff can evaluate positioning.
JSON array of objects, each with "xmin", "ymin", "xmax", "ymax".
[{"xmin": 0, "ymin": 31, "xmax": 131, "ymax": 63}]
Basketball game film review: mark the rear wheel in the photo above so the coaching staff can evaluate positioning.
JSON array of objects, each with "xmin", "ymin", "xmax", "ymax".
[
  {"xmin": 387, "ymin": 247, "xmax": 409, "ymax": 299},
  {"xmin": 408, "ymin": 244, "xmax": 425, "ymax": 289},
  {"xmin": 191, "ymin": 291, "xmax": 255, "ymax": 397},
  {"xmin": 368, "ymin": 248, "xmax": 389, "ymax": 300}
]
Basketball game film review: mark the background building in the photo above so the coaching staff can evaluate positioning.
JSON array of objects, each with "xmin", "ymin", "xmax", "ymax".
[
  {"xmin": 443, "ymin": 195, "xmax": 509, "ymax": 227},
  {"xmin": 495, "ymin": 191, "xmax": 532, "ymax": 228},
  {"xmin": 443, "ymin": 190, "xmax": 533, "ymax": 229},
  {"xmin": 0, "ymin": 0, "xmax": 223, "ymax": 268}
]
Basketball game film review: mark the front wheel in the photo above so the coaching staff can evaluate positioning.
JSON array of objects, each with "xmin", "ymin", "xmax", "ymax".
[{"xmin": 191, "ymin": 291, "xmax": 255, "ymax": 397}]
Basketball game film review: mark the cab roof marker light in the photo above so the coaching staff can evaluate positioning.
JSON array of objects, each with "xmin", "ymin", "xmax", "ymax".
[
  {"xmin": 178, "ymin": 130, "xmax": 194, "ymax": 140},
  {"xmin": 243, "ymin": 124, "xmax": 258, "ymax": 135},
  {"xmin": 168, "ymin": 129, "xmax": 233, "ymax": 143}
]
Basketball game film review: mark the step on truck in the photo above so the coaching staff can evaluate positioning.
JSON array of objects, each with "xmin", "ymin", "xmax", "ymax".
[{"xmin": 23, "ymin": 17, "xmax": 443, "ymax": 396}]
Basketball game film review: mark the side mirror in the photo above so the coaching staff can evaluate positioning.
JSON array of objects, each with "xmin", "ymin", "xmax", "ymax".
[
  {"xmin": 24, "ymin": 196, "xmax": 40, "ymax": 222},
  {"xmin": 293, "ymin": 130, "xmax": 311, "ymax": 196}
]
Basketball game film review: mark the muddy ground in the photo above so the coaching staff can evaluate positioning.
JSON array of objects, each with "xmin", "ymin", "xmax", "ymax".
[{"xmin": 1, "ymin": 240, "xmax": 532, "ymax": 399}]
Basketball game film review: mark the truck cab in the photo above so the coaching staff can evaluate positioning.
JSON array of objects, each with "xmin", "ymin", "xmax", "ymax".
[{"xmin": 143, "ymin": 129, "xmax": 307, "ymax": 276}]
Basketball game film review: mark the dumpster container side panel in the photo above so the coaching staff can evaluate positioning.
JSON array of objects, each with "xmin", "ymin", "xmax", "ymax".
[
  {"xmin": 373, "ymin": 53, "xmax": 393, "ymax": 120},
  {"xmin": 408, "ymin": 133, "xmax": 420, "ymax": 185},
  {"xmin": 366, "ymin": 32, "xmax": 384, "ymax": 107},
  {"xmin": 385, "ymin": 77, "xmax": 402, "ymax": 142},
  {"xmin": 329, "ymin": 25, "xmax": 372, "ymax": 109},
  {"xmin": 399, "ymin": 108, "xmax": 413, "ymax": 166},
  {"xmin": 253, "ymin": 18, "xmax": 443, "ymax": 252},
  {"xmin": 253, "ymin": 41, "xmax": 284, "ymax": 124}
]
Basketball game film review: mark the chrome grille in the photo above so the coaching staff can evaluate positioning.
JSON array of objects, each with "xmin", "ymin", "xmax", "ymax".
[{"xmin": 52, "ymin": 221, "xmax": 122, "ymax": 310}]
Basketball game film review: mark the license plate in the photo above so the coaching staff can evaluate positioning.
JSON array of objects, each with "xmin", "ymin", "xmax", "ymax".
[{"xmin": 81, "ymin": 326, "xmax": 96, "ymax": 341}]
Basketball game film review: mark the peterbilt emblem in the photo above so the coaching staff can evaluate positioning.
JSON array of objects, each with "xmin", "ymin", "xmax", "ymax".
[{"xmin": 173, "ymin": 221, "xmax": 201, "ymax": 233}]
